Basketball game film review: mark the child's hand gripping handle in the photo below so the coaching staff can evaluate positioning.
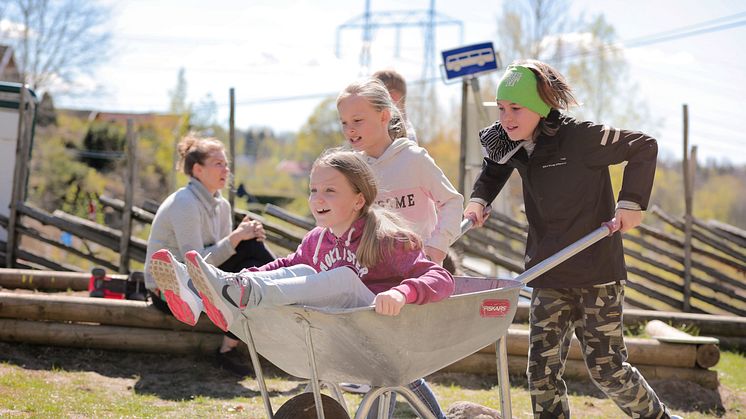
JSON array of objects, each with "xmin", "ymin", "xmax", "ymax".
[
  {"xmin": 516, "ymin": 219, "xmax": 618, "ymax": 286},
  {"xmin": 460, "ymin": 206, "xmax": 492, "ymax": 237}
]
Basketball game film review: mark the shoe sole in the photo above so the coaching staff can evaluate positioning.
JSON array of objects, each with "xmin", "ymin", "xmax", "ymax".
[
  {"xmin": 150, "ymin": 250, "xmax": 199, "ymax": 326},
  {"xmin": 185, "ymin": 251, "xmax": 235, "ymax": 332}
]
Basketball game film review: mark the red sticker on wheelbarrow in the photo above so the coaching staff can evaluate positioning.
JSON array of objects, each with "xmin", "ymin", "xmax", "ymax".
[{"xmin": 480, "ymin": 299, "xmax": 511, "ymax": 317}]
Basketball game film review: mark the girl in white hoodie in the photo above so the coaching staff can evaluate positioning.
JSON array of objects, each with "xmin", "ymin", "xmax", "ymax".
[
  {"xmin": 337, "ymin": 78, "xmax": 464, "ymax": 267},
  {"xmin": 337, "ymin": 78, "xmax": 462, "ymax": 418}
]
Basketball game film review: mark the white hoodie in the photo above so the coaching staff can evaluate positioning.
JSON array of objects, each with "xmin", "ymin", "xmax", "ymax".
[{"xmin": 361, "ymin": 138, "xmax": 464, "ymax": 254}]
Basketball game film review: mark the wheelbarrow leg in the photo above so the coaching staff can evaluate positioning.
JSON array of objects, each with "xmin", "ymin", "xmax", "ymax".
[
  {"xmin": 240, "ymin": 316, "xmax": 274, "ymax": 418},
  {"xmin": 356, "ymin": 386, "xmax": 436, "ymax": 419},
  {"xmin": 495, "ymin": 336, "xmax": 512, "ymax": 419},
  {"xmin": 299, "ymin": 316, "xmax": 326, "ymax": 419}
]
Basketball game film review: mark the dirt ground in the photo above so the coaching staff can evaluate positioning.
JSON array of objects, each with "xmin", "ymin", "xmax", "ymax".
[{"xmin": 1, "ymin": 340, "xmax": 743, "ymax": 417}]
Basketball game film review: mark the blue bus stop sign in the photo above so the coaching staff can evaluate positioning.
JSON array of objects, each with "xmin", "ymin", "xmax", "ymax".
[{"xmin": 441, "ymin": 42, "xmax": 499, "ymax": 80}]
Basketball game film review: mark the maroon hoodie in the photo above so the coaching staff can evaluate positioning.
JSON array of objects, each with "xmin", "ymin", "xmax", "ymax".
[{"xmin": 249, "ymin": 216, "xmax": 454, "ymax": 304}]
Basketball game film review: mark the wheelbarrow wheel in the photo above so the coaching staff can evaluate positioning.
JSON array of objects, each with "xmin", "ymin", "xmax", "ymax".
[{"xmin": 275, "ymin": 392, "xmax": 349, "ymax": 419}]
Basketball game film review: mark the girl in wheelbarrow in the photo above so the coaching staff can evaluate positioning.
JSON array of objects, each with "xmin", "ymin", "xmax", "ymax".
[
  {"xmin": 464, "ymin": 60, "xmax": 680, "ymax": 419},
  {"xmin": 151, "ymin": 147, "xmax": 454, "ymax": 337}
]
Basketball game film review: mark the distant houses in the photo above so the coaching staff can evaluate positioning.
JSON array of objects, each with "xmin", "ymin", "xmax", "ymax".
[{"xmin": 0, "ymin": 45, "xmax": 22, "ymax": 83}]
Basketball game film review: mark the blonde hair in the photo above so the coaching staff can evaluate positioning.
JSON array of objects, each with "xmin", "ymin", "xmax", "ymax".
[
  {"xmin": 176, "ymin": 133, "xmax": 225, "ymax": 176},
  {"xmin": 312, "ymin": 148, "xmax": 422, "ymax": 267},
  {"xmin": 372, "ymin": 69, "xmax": 407, "ymax": 106},
  {"xmin": 336, "ymin": 78, "xmax": 408, "ymax": 140}
]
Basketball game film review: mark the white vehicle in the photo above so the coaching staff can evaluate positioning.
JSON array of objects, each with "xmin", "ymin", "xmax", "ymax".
[
  {"xmin": 0, "ymin": 81, "xmax": 37, "ymax": 242},
  {"xmin": 445, "ymin": 47, "xmax": 495, "ymax": 72}
]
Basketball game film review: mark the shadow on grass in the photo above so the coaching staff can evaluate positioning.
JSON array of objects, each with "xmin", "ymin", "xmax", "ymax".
[
  {"xmin": 0, "ymin": 341, "xmax": 304, "ymax": 401},
  {"xmin": 429, "ymin": 372, "xmax": 727, "ymax": 416}
]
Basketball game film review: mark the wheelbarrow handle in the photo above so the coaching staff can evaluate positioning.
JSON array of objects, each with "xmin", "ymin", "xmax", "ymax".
[
  {"xmin": 460, "ymin": 205, "xmax": 492, "ymax": 236},
  {"xmin": 516, "ymin": 219, "xmax": 620, "ymax": 286}
]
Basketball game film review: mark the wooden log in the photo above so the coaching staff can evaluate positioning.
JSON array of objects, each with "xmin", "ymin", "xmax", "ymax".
[
  {"xmin": 509, "ymin": 301, "xmax": 746, "ymax": 338},
  {"xmin": 0, "ymin": 268, "xmax": 126, "ymax": 291},
  {"xmin": 0, "ymin": 291, "xmax": 222, "ymax": 334},
  {"xmin": 644, "ymin": 320, "xmax": 720, "ymax": 369},
  {"xmin": 0, "ymin": 318, "xmax": 222, "ymax": 355},
  {"xmin": 475, "ymin": 328, "xmax": 699, "ymax": 369},
  {"xmin": 440, "ymin": 353, "xmax": 719, "ymax": 389}
]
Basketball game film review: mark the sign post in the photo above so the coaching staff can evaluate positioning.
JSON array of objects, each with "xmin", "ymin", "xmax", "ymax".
[{"xmin": 440, "ymin": 42, "xmax": 500, "ymax": 197}]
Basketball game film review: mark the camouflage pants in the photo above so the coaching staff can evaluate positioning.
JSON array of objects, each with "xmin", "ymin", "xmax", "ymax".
[{"xmin": 527, "ymin": 284, "xmax": 670, "ymax": 419}]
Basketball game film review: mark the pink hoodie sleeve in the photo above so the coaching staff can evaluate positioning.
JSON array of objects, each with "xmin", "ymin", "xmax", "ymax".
[{"xmin": 390, "ymin": 243, "xmax": 454, "ymax": 304}]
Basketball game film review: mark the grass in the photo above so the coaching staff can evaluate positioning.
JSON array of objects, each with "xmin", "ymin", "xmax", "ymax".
[{"xmin": 2, "ymin": 354, "xmax": 745, "ymax": 418}]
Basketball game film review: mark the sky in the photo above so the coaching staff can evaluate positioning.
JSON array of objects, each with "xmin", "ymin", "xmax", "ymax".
[{"xmin": 48, "ymin": 0, "xmax": 746, "ymax": 165}]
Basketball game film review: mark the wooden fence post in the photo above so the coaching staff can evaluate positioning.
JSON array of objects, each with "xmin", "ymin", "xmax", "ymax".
[
  {"xmin": 228, "ymin": 87, "xmax": 236, "ymax": 212},
  {"xmin": 682, "ymin": 104, "xmax": 693, "ymax": 312},
  {"xmin": 118, "ymin": 119, "xmax": 136, "ymax": 273}
]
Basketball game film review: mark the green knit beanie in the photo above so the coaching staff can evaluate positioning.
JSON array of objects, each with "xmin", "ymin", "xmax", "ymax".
[{"xmin": 496, "ymin": 65, "xmax": 551, "ymax": 117}]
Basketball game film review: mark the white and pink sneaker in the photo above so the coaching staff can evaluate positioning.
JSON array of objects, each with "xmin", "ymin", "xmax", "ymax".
[
  {"xmin": 149, "ymin": 249, "xmax": 203, "ymax": 326},
  {"xmin": 184, "ymin": 250, "xmax": 245, "ymax": 332}
]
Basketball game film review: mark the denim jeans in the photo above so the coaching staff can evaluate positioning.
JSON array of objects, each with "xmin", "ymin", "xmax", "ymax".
[{"xmin": 367, "ymin": 378, "xmax": 445, "ymax": 419}]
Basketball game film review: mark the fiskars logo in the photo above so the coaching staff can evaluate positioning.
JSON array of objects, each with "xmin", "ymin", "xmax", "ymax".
[
  {"xmin": 480, "ymin": 299, "xmax": 510, "ymax": 317},
  {"xmin": 503, "ymin": 72, "xmax": 522, "ymax": 87}
]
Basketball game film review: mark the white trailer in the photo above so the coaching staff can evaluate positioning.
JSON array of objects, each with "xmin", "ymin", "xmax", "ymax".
[{"xmin": 0, "ymin": 82, "xmax": 37, "ymax": 246}]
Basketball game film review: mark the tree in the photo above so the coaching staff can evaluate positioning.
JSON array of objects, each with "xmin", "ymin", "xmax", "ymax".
[
  {"xmin": 1, "ymin": 0, "xmax": 112, "ymax": 92},
  {"xmin": 168, "ymin": 68, "xmax": 190, "ymax": 115},
  {"xmin": 293, "ymin": 97, "xmax": 345, "ymax": 162},
  {"xmin": 496, "ymin": 0, "xmax": 658, "ymax": 131}
]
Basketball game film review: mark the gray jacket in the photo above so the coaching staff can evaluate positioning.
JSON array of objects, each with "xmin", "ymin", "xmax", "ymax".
[{"xmin": 144, "ymin": 178, "xmax": 236, "ymax": 290}]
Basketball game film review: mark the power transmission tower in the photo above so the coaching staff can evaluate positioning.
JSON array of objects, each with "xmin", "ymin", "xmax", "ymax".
[
  {"xmin": 335, "ymin": 0, "xmax": 463, "ymax": 80},
  {"xmin": 335, "ymin": 0, "xmax": 463, "ymax": 140}
]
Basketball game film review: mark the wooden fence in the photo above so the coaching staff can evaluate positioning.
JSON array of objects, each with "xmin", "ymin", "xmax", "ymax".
[{"xmin": 1, "ymin": 195, "xmax": 744, "ymax": 316}]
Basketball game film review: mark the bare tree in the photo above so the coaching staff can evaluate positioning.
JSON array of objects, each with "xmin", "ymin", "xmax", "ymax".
[
  {"xmin": 1, "ymin": 0, "xmax": 112, "ymax": 92},
  {"xmin": 495, "ymin": 0, "xmax": 658, "ymax": 131}
]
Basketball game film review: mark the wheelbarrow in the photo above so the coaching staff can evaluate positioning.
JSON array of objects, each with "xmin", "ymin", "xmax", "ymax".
[{"xmin": 231, "ymin": 219, "xmax": 617, "ymax": 418}]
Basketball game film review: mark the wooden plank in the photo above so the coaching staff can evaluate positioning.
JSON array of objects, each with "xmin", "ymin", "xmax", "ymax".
[
  {"xmin": 235, "ymin": 208, "xmax": 305, "ymax": 244},
  {"xmin": 0, "ymin": 214, "xmax": 118, "ymax": 271},
  {"xmin": 651, "ymin": 205, "xmax": 746, "ymax": 264},
  {"xmin": 265, "ymin": 203, "xmax": 315, "ymax": 231},
  {"xmin": 624, "ymin": 234, "xmax": 746, "ymax": 294},
  {"xmin": 17, "ymin": 204, "xmax": 146, "ymax": 262},
  {"xmin": 636, "ymin": 224, "xmax": 745, "ymax": 271},
  {"xmin": 705, "ymin": 219, "xmax": 746, "ymax": 246},
  {"xmin": 625, "ymin": 248, "xmax": 746, "ymax": 305},
  {"xmin": 98, "ymin": 195, "xmax": 154, "ymax": 224}
]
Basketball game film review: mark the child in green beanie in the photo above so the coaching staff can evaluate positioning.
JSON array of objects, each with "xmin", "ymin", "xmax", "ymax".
[{"xmin": 464, "ymin": 59, "xmax": 680, "ymax": 419}]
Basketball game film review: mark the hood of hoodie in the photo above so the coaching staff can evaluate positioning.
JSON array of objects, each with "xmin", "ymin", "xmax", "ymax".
[
  {"xmin": 362, "ymin": 137, "xmax": 413, "ymax": 168},
  {"xmin": 310, "ymin": 216, "xmax": 369, "ymax": 277}
]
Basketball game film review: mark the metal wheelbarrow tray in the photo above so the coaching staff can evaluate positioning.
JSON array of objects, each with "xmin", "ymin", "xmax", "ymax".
[{"xmin": 235, "ymin": 223, "xmax": 614, "ymax": 418}]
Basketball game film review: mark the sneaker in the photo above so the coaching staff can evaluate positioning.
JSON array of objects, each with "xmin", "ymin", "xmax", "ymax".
[
  {"xmin": 149, "ymin": 249, "xmax": 203, "ymax": 326},
  {"xmin": 185, "ymin": 250, "xmax": 244, "ymax": 332},
  {"xmin": 215, "ymin": 347, "xmax": 254, "ymax": 377},
  {"xmin": 339, "ymin": 382, "xmax": 371, "ymax": 394}
]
